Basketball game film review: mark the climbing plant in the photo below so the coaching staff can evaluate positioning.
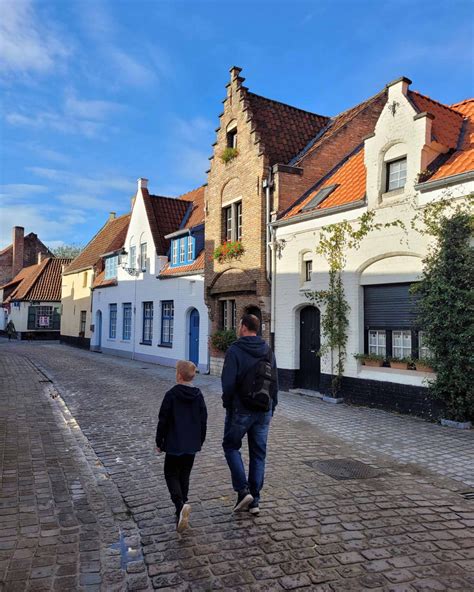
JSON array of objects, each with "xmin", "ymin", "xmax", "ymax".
[
  {"xmin": 305, "ymin": 211, "xmax": 405, "ymax": 397},
  {"xmin": 411, "ymin": 194, "xmax": 474, "ymax": 421}
]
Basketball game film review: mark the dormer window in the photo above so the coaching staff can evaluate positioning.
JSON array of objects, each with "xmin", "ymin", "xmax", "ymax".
[
  {"xmin": 104, "ymin": 255, "xmax": 118, "ymax": 279},
  {"xmin": 170, "ymin": 235, "xmax": 196, "ymax": 267},
  {"xmin": 386, "ymin": 157, "xmax": 407, "ymax": 192},
  {"xmin": 172, "ymin": 241, "xmax": 178, "ymax": 265},
  {"xmin": 179, "ymin": 240, "xmax": 185, "ymax": 263}
]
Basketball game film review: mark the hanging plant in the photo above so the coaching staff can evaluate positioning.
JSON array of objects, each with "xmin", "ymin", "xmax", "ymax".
[
  {"xmin": 220, "ymin": 147, "xmax": 239, "ymax": 163},
  {"xmin": 212, "ymin": 240, "xmax": 245, "ymax": 264}
]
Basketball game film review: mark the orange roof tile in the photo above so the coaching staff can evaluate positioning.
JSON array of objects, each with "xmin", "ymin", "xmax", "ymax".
[
  {"xmin": 92, "ymin": 270, "xmax": 117, "ymax": 289},
  {"xmin": 283, "ymin": 147, "xmax": 366, "ymax": 220},
  {"xmin": 142, "ymin": 191, "xmax": 190, "ymax": 255},
  {"xmin": 2, "ymin": 258, "xmax": 71, "ymax": 303},
  {"xmin": 177, "ymin": 186, "xmax": 205, "ymax": 229},
  {"xmin": 159, "ymin": 252, "xmax": 205, "ymax": 277},
  {"xmin": 428, "ymin": 98, "xmax": 474, "ymax": 182},
  {"xmin": 65, "ymin": 214, "xmax": 130, "ymax": 275},
  {"xmin": 409, "ymin": 91, "xmax": 463, "ymax": 149}
]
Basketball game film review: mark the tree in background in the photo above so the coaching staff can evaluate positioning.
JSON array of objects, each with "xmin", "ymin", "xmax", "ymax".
[{"xmin": 50, "ymin": 244, "xmax": 83, "ymax": 259}]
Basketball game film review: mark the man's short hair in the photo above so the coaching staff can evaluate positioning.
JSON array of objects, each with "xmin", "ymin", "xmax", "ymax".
[
  {"xmin": 176, "ymin": 360, "xmax": 196, "ymax": 382},
  {"xmin": 241, "ymin": 314, "xmax": 260, "ymax": 334}
]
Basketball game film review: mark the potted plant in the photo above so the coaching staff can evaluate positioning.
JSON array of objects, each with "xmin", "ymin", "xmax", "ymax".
[
  {"xmin": 414, "ymin": 357, "xmax": 435, "ymax": 373},
  {"xmin": 354, "ymin": 353, "xmax": 385, "ymax": 367},
  {"xmin": 220, "ymin": 147, "xmax": 239, "ymax": 164},
  {"xmin": 210, "ymin": 329, "xmax": 237, "ymax": 353},
  {"xmin": 212, "ymin": 240, "xmax": 245, "ymax": 264},
  {"xmin": 388, "ymin": 356, "xmax": 412, "ymax": 370}
]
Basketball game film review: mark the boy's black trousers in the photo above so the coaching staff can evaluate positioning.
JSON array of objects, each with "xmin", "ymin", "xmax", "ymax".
[{"xmin": 164, "ymin": 453, "xmax": 195, "ymax": 513}]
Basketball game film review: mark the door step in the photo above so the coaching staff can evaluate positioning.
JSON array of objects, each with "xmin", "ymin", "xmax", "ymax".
[{"xmin": 289, "ymin": 388, "xmax": 323, "ymax": 399}]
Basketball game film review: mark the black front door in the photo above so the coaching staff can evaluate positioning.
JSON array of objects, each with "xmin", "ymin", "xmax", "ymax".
[{"xmin": 298, "ymin": 306, "xmax": 321, "ymax": 390}]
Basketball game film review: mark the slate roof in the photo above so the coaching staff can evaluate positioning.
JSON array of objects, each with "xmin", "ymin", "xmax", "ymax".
[
  {"xmin": 2, "ymin": 258, "xmax": 71, "ymax": 303},
  {"xmin": 65, "ymin": 214, "xmax": 131, "ymax": 275},
  {"xmin": 245, "ymin": 92, "xmax": 330, "ymax": 165}
]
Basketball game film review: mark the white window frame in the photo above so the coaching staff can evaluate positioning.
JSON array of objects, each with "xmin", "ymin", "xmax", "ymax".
[
  {"xmin": 386, "ymin": 158, "xmax": 407, "ymax": 192},
  {"xmin": 392, "ymin": 330, "xmax": 412, "ymax": 359},
  {"xmin": 140, "ymin": 243, "xmax": 147, "ymax": 272},
  {"xmin": 368, "ymin": 330, "xmax": 386, "ymax": 356},
  {"xmin": 179, "ymin": 239, "xmax": 185, "ymax": 263},
  {"xmin": 187, "ymin": 236, "xmax": 193, "ymax": 261},
  {"xmin": 418, "ymin": 331, "xmax": 431, "ymax": 359},
  {"xmin": 172, "ymin": 240, "xmax": 178, "ymax": 265}
]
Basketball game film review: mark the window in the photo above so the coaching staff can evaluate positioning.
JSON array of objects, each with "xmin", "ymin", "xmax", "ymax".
[
  {"xmin": 123, "ymin": 303, "xmax": 132, "ymax": 340},
  {"xmin": 105, "ymin": 256, "xmax": 118, "ymax": 279},
  {"xmin": 236, "ymin": 202, "xmax": 242, "ymax": 241},
  {"xmin": 179, "ymin": 240, "xmax": 185, "ymax": 263},
  {"xmin": 221, "ymin": 299, "xmax": 236, "ymax": 331},
  {"xmin": 82, "ymin": 272, "xmax": 88, "ymax": 288},
  {"xmin": 27, "ymin": 306, "xmax": 59, "ymax": 330},
  {"xmin": 36, "ymin": 306, "xmax": 53, "ymax": 329},
  {"xmin": 224, "ymin": 206, "xmax": 233, "ymax": 241},
  {"xmin": 161, "ymin": 301, "xmax": 174, "ymax": 345},
  {"xmin": 142, "ymin": 302, "xmax": 153, "ymax": 344},
  {"xmin": 140, "ymin": 243, "xmax": 147, "ymax": 271},
  {"xmin": 418, "ymin": 331, "xmax": 431, "ymax": 359},
  {"xmin": 223, "ymin": 201, "xmax": 242, "ymax": 242},
  {"xmin": 80, "ymin": 311, "xmax": 87, "ymax": 334},
  {"xmin": 386, "ymin": 158, "xmax": 407, "ymax": 192},
  {"xmin": 369, "ymin": 330, "xmax": 386, "ymax": 356},
  {"xmin": 226, "ymin": 127, "xmax": 237, "ymax": 148},
  {"xmin": 172, "ymin": 240, "xmax": 178, "ymax": 265},
  {"xmin": 188, "ymin": 236, "xmax": 194, "ymax": 261},
  {"xmin": 392, "ymin": 330, "xmax": 412, "ymax": 359},
  {"xmin": 109, "ymin": 304, "xmax": 117, "ymax": 339},
  {"xmin": 302, "ymin": 185, "xmax": 338, "ymax": 212},
  {"xmin": 305, "ymin": 260, "xmax": 312, "ymax": 282},
  {"xmin": 129, "ymin": 245, "xmax": 136, "ymax": 269}
]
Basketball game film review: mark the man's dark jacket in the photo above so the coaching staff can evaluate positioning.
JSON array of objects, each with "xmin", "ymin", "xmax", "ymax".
[
  {"xmin": 221, "ymin": 336, "xmax": 279, "ymax": 413},
  {"xmin": 156, "ymin": 385, "xmax": 207, "ymax": 455}
]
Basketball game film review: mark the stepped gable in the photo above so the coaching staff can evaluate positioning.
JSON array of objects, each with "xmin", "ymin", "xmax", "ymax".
[
  {"xmin": 428, "ymin": 98, "xmax": 474, "ymax": 181},
  {"xmin": 142, "ymin": 189, "xmax": 190, "ymax": 255},
  {"xmin": 409, "ymin": 90, "xmax": 464, "ymax": 150},
  {"xmin": 65, "ymin": 213, "xmax": 131, "ymax": 275}
]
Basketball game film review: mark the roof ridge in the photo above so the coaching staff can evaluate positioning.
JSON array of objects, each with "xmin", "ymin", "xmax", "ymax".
[
  {"xmin": 331, "ymin": 88, "xmax": 385, "ymax": 120},
  {"xmin": 17, "ymin": 257, "xmax": 50, "ymax": 300},
  {"xmin": 177, "ymin": 185, "xmax": 205, "ymax": 200},
  {"xmin": 409, "ymin": 90, "xmax": 463, "ymax": 118},
  {"xmin": 451, "ymin": 98, "xmax": 474, "ymax": 108},
  {"xmin": 246, "ymin": 90, "xmax": 328, "ymax": 120}
]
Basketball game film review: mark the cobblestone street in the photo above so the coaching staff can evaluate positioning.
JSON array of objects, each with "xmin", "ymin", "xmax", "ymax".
[{"xmin": 1, "ymin": 341, "xmax": 473, "ymax": 592}]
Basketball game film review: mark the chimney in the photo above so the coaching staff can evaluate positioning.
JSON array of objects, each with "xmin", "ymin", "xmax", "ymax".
[
  {"xmin": 12, "ymin": 226, "xmax": 24, "ymax": 277},
  {"xmin": 37, "ymin": 252, "xmax": 43, "ymax": 264},
  {"xmin": 109, "ymin": 212, "xmax": 116, "ymax": 221},
  {"xmin": 137, "ymin": 178, "xmax": 148, "ymax": 190}
]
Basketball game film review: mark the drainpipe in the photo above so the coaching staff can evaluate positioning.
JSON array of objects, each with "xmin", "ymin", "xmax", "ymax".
[
  {"xmin": 270, "ymin": 225, "xmax": 277, "ymax": 350},
  {"xmin": 263, "ymin": 167, "xmax": 273, "ymax": 283}
]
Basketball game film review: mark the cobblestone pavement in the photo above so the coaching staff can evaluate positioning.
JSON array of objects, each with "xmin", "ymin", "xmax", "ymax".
[{"xmin": 1, "ymin": 341, "xmax": 474, "ymax": 592}]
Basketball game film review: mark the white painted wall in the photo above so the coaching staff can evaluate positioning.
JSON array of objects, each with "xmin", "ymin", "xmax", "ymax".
[{"xmin": 90, "ymin": 184, "xmax": 209, "ymax": 372}]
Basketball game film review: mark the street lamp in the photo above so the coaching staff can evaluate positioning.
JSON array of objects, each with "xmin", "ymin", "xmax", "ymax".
[{"xmin": 119, "ymin": 248, "xmax": 140, "ymax": 277}]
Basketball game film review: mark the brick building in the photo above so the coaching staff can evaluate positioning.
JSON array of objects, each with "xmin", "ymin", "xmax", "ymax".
[
  {"xmin": 0, "ymin": 226, "xmax": 52, "ymax": 286},
  {"xmin": 204, "ymin": 66, "xmax": 386, "ymax": 373}
]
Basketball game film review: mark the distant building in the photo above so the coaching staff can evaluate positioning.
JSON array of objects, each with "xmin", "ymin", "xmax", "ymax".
[
  {"xmin": 0, "ymin": 226, "xmax": 52, "ymax": 286},
  {"xmin": 1, "ymin": 256, "xmax": 71, "ymax": 339},
  {"xmin": 61, "ymin": 213, "xmax": 130, "ymax": 349}
]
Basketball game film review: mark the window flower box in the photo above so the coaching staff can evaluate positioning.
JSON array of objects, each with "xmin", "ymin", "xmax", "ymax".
[
  {"xmin": 388, "ymin": 357, "xmax": 412, "ymax": 370},
  {"xmin": 354, "ymin": 353, "xmax": 385, "ymax": 367},
  {"xmin": 212, "ymin": 240, "xmax": 245, "ymax": 264},
  {"xmin": 414, "ymin": 358, "xmax": 434, "ymax": 373}
]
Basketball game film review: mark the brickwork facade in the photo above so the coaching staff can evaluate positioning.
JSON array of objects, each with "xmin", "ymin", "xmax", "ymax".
[
  {"xmin": 205, "ymin": 68, "xmax": 272, "ymax": 369},
  {"xmin": 0, "ymin": 227, "xmax": 52, "ymax": 286}
]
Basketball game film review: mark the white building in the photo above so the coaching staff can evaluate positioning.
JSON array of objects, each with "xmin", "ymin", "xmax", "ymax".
[
  {"xmin": 271, "ymin": 78, "xmax": 473, "ymax": 417},
  {"xmin": 90, "ymin": 180, "xmax": 209, "ymax": 372}
]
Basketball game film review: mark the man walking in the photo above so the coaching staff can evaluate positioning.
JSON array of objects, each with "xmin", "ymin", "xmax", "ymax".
[{"xmin": 222, "ymin": 314, "xmax": 278, "ymax": 515}]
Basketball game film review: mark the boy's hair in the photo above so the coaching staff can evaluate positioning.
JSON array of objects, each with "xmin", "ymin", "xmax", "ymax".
[
  {"xmin": 241, "ymin": 314, "xmax": 260, "ymax": 334},
  {"xmin": 176, "ymin": 360, "xmax": 196, "ymax": 382}
]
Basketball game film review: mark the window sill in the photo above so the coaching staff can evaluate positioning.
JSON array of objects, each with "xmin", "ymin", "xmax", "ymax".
[
  {"xmin": 120, "ymin": 340, "xmax": 131, "ymax": 343},
  {"xmin": 140, "ymin": 341, "xmax": 152, "ymax": 346},
  {"xmin": 380, "ymin": 188, "xmax": 405, "ymax": 201},
  {"xmin": 357, "ymin": 363, "xmax": 436, "ymax": 386},
  {"xmin": 106, "ymin": 338, "xmax": 116, "ymax": 342},
  {"xmin": 158, "ymin": 343, "xmax": 173, "ymax": 348}
]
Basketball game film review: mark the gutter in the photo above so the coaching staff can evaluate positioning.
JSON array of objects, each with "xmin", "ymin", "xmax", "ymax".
[
  {"xmin": 263, "ymin": 168, "xmax": 274, "ymax": 283},
  {"xmin": 415, "ymin": 170, "xmax": 474, "ymax": 192},
  {"xmin": 271, "ymin": 199, "xmax": 366, "ymax": 229},
  {"xmin": 164, "ymin": 223, "xmax": 204, "ymax": 240}
]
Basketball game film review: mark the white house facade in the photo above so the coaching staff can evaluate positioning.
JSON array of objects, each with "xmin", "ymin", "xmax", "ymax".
[
  {"xmin": 271, "ymin": 78, "xmax": 473, "ymax": 417},
  {"xmin": 90, "ymin": 180, "xmax": 209, "ymax": 372}
]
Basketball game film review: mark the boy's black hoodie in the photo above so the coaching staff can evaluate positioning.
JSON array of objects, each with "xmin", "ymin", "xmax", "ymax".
[{"xmin": 155, "ymin": 384, "xmax": 207, "ymax": 455}]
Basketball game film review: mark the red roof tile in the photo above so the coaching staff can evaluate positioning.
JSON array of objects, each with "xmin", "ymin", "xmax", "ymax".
[
  {"xmin": 92, "ymin": 270, "xmax": 117, "ymax": 289},
  {"xmin": 159, "ymin": 251, "xmax": 205, "ymax": 277},
  {"xmin": 65, "ymin": 214, "xmax": 130, "ymax": 274},
  {"xmin": 245, "ymin": 92, "xmax": 330, "ymax": 165},
  {"xmin": 142, "ymin": 190, "xmax": 191, "ymax": 255},
  {"xmin": 409, "ymin": 91, "xmax": 464, "ymax": 149},
  {"xmin": 2, "ymin": 258, "xmax": 71, "ymax": 303},
  {"xmin": 176, "ymin": 186, "xmax": 205, "ymax": 229},
  {"xmin": 283, "ymin": 146, "xmax": 366, "ymax": 220}
]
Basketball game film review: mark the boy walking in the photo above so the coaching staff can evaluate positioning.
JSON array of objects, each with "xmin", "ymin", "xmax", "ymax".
[{"xmin": 156, "ymin": 360, "xmax": 207, "ymax": 532}]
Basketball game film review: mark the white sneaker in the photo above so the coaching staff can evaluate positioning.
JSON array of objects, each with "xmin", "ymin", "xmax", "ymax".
[{"xmin": 177, "ymin": 503, "xmax": 191, "ymax": 532}]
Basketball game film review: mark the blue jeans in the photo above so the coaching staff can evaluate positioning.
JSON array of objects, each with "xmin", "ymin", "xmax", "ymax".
[{"xmin": 222, "ymin": 409, "xmax": 272, "ymax": 504}]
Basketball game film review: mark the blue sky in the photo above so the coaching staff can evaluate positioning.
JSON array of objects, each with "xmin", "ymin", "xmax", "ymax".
[{"xmin": 1, "ymin": 0, "xmax": 473, "ymax": 249}]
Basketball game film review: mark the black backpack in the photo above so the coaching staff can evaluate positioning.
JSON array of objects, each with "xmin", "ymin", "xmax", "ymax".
[{"xmin": 239, "ymin": 349, "xmax": 276, "ymax": 412}]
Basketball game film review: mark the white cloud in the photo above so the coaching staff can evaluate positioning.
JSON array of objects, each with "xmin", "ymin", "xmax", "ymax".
[
  {"xmin": 107, "ymin": 48, "xmax": 157, "ymax": 87},
  {"xmin": 0, "ymin": 183, "xmax": 49, "ymax": 201},
  {"xmin": 28, "ymin": 167, "xmax": 134, "ymax": 196},
  {"xmin": 0, "ymin": 0, "xmax": 70, "ymax": 77},
  {"xmin": 64, "ymin": 90, "xmax": 123, "ymax": 121}
]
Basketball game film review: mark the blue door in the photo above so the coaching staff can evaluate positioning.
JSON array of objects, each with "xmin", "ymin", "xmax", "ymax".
[{"xmin": 189, "ymin": 309, "xmax": 200, "ymax": 366}]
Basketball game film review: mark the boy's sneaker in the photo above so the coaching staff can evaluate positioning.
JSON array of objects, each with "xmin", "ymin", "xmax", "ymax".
[
  {"xmin": 177, "ymin": 503, "xmax": 191, "ymax": 532},
  {"xmin": 248, "ymin": 500, "xmax": 260, "ymax": 515},
  {"xmin": 233, "ymin": 490, "xmax": 253, "ymax": 512}
]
